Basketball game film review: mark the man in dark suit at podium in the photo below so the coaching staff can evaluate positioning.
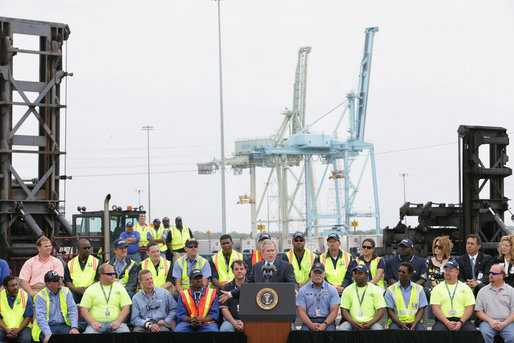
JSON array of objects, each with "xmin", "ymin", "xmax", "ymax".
[
  {"xmin": 249, "ymin": 240, "xmax": 299, "ymax": 291},
  {"xmin": 456, "ymin": 234, "xmax": 493, "ymax": 297}
]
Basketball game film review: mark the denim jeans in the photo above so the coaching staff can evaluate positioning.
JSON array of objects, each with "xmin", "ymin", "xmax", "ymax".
[
  {"xmin": 0, "ymin": 327, "xmax": 31, "ymax": 343},
  {"xmin": 479, "ymin": 321, "xmax": 514, "ymax": 343},
  {"xmin": 337, "ymin": 321, "xmax": 383, "ymax": 331},
  {"xmin": 84, "ymin": 322, "xmax": 130, "ymax": 334}
]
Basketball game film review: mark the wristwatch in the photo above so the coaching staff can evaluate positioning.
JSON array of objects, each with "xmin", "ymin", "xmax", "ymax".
[{"xmin": 322, "ymin": 321, "xmax": 328, "ymax": 326}]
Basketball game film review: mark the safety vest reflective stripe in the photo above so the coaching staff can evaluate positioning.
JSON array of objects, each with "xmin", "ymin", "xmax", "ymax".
[
  {"xmin": 0, "ymin": 289, "xmax": 28, "ymax": 328},
  {"xmin": 320, "ymin": 250, "xmax": 351, "ymax": 286},
  {"xmin": 115, "ymin": 260, "xmax": 136, "ymax": 287},
  {"xmin": 32, "ymin": 287, "xmax": 71, "ymax": 342},
  {"xmin": 357, "ymin": 256, "xmax": 385, "ymax": 289},
  {"xmin": 212, "ymin": 250, "xmax": 243, "ymax": 284},
  {"xmin": 141, "ymin": 257, "xmax": 170, "ymax": 288},
  {"xmin": 180, "ymin": 288, "xmax": 216, "ymax": 323},
  {"xmin": 149, "ymin": 226, "xmax": 167, "ymax": 252},
  {"xmin": 178, "ymin": 256, "xmax": 206, "ymax": 289},
  {"xmin": 170, "ymin": 226, "xmax": 191, "ymax": 250},
  {"xmin": 135, "ymin": 224, "xmax": 150, "ymax": 247},
  {"xmin": 251, "ymin": 250, "xmax": 262, "ymax": 266},
  {"xmin": 287, "ymin": 249, "xmax": 315, "ymax": 284},
  {"xmin": 388, "ymin": 282, "xmax": 422, "ymax": 324},
  {"xmin": 68, "ymin": 255, "xmax": 99, "ymax": 288}
]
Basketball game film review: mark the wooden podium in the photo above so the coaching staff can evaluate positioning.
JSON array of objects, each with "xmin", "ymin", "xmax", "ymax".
[{"xmin": 239, "ymin": 283, "xmax": 295, "ymax": 343}]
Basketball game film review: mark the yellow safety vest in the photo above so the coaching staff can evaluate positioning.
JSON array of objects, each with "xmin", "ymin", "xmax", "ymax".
[
  {"xmin": 32, "ymin": 287, "xmax": 71, "ymax": 342},
  {"xmin": 67, "ymin": 255, "xmax": 99, "ymax": 288},
  {"xmin": 177, "ymin": 255, "xmax": 206, "ymax": 289},
  {"xmin": 387, "ymin": 282, "xmax": 423, "ymax": 325},
  {"xmin": 148, "ymin": 224, "xmax": 167, "ymax": 252},
  {"xmin": 0, "ymin": 289, "xmax": 29, "ymax": 329},
  {"xmin": 141, "ymin": 257, "xmax": 171, "ymax": 288},
  {"xmin": 356, "ymin": 256, "xmax": 385, "ymax": 289},
  {"xmin": 287, "ymin": 249, "xmax": 316, "ymax": 284},
  {"xmin": 211, "ymin": 250, "xmax": 243, "ymax": 285},
  {"xmin": 114, "ymin": 260, "xmax": 137, "ymax": 287},
  {"xmin": 180, "ymin": 288, "xmax": 216, "ymax": 324},
  {"xmin": 170, "ymin": 226, "xmax": 191, "ymax": 251},
  {"xmin": 135, "ymin": 224, "xmax": 150, "ymax": 248},
  {"xmin": 320, "ymin": 249, "xmax": 351, "ymax": 286}
]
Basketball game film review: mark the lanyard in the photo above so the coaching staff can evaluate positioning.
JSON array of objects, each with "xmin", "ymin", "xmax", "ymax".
[
  {"xmin": 143, "ymin": 291, "xmax": 155, "ymax": 310},
  {"xmin": 100, "ymin": 284, "xmax": 113, "ymax": 306},
  {"xmin": 356, "ymin": 285, "xmax": 368, "ymax": 309},
  {"xmin": 444, "ymin": 281, "xmax": 458, "ymax": 310},
  {"xmin": 312, "ymin": 284, "xmax": 322, "ymax": 309}
]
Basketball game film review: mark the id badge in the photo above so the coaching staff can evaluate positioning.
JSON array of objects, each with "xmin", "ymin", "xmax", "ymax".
[
  {"xmin": 477, "ymin": 272, "xmax": 483, "ymax": 279},
  {"xmin": 358, "ymin": 311, "xmax": 364, "ymax": 318},
  {"xmin": 448, "ymin": 310, "xmax": 456, "ymax": 316},
  {"xmin": 105, "ymin": 310, "xmax": 110, "ymax": 318},
  {"xmin": 412, "ymin": 303, "xmax": 418, "ymax": 310},
  {"xmin": 316, "ymin": 308, "xmax": 321, "ymax": 317}
]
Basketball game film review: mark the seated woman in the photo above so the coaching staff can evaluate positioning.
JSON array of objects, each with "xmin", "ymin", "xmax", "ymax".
[{"xmin": 494, "ymin": 235, "xmax": 514, "ymax": 287}]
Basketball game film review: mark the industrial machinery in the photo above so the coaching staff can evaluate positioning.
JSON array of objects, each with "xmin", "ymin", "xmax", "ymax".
[
  {"xmin": 383, "ymin": 125, "xmax": 512, "ymax": 257},
  {"xmin": 0, "ymin": 17, "xmax": 73, "ymax": 269}
]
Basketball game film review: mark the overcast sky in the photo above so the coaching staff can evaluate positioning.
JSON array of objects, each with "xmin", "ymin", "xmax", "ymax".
[{"xmin": 3, "ymin": 0, "xmax": 514, "ymax": 236}]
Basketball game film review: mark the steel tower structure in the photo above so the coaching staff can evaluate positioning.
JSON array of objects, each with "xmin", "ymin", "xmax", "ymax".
[{"xmin": 0, "ymin": 17, "xmax": 72, "ymax": 259}]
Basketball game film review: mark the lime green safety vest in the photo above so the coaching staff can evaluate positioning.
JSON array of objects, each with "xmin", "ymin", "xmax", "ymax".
[
  {"xmin": 287, "ymin": 249, "xmax": 316, "ymax": 284},
  {"xmin": 0, "ymin": 289, "xmax": 29, "ymax": 329},
  {"xmin": 114, "ymin": 260, "xmax": 137, "ymax": 287},
  {"xmin": 177, "ymin": 255, "xmax": 206, "ymax": 289},
  {"xmin": 320, "ymin": 250, "xmax": 351, "ymax": 286},
  {"xmin": 387, "ymin": 281, "xmax": 423, "ymax": 325},
  {"xmin": 32, "ymin": 287, "xmax": 71, "ymax": 342},
  {"xmin": 170, "ymin": 226, "xmax": 191, "ymax": 251},
  {"xmin": 211, "ymin": 250, "xmax": 243, "ymax": 285},
  {"xmin": 141, "ymin": 257, "xmax": 171, "ymax": 288},
  {"xmin": 135, "ymin": 224, "xmax": 150, "ymax": 248},
  {"xmin": 67, "ymin": 255, "xmax": 99, "ymax": 288},
  {"xmin": 356, "ymin": 256, "xmax": 385, "ymax": 289}
]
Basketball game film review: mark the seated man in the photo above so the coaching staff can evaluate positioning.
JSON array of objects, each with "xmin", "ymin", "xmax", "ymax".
[
  {"xmin": 33, "ymin": 271, "xmax": 79, "ymax": 343},
  {"xmin": 475, "ymin": 264, "xmax": 514, "ymax": 343},
  {"xmin": 131, "ymin": 270, "xmax": 176, "ymax": 332},
  {"xmin": 385, "ymin": 262, "xmax": 428, "ymax": 330},
  {"xmin": 172, "ymin": 238, "xmax": 211, "ymax": 299},
  {"xmin": 296, "ymin": 262, "xmax": 340, "ymax": 331},
  {"xmin": 337, "ymin": 265, "xmax": 385, "ymax": 331},
  {"xmin": 140, "ymin": 242, "xmax": 173, "ymax": 291},
  {"xmin": 64, "ymin": 239, "xmax": 99, "ymax": 304},
  {"xmin": 108, "ymin": 238, "xmax": 140, "ymax": 298},
  {"xmin": 174, "ymin": 269, "xmax": 219, "ymax": 332},
  {"xmin": 80, "ymin": 264, "xmax": 132, "ymax": 333},
  {"xmin": 219, "ymin": 260, "xmax": 247, "ymax": 332},
  {"xmin": 0, "ymin": 276, "xmax": 33, "ymax": 343},
  {"xmin": 430, "ymin": 261, "xmax": 476, "ymax": 331}
]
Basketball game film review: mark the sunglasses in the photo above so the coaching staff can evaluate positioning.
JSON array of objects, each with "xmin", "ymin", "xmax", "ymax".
[
  {"xmin": 434, "ymin": 244, "xmax": 443, "ymax": 249},
  {"xmin": 102, "ymin": 272, "xmax": 116, "ymax": 276},
  {"xmin": 186, "ymin": 244, "xmax": 198, "ymax": 248},
  {"xmin": 362, "ymin": 246, "xmax": 374, "ymax": 250},
  {"xmin": 294, "ymin": 239, "xmax": 304, "ymax": 242},
  {"xmin": 489, "ymin": 272, "xmax": 502, "ymax": 276}
]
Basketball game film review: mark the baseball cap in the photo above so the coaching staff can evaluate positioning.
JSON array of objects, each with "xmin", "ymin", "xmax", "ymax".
[
  {"xmin": 352, "ymin": 264, "xmax": 369, "ymax": 274},
  {"xmin": 293, "ymin": 232, "xmax": 305, "ymax": 240},
  {"xmin": 126, "ymin": 222, "xmax": 133, "ymax": 227},
  {"xmin": 327, "ymin": 233, "xmax": 340, "ymax": 241},
  {"xmin": 311, "ymin": 262, "xmax": 325, "ymax": 273},
  {"xmin": 113, "ymin": 238, "xmax": 128, "ymax": 249},
  {"xmin": 153, "ymin": 218, "xmax": 161, "ymax": 224},
  {"xmin": 444, "ymin": 260, "xmax": 459, "ymax": 270},
  {"xmin": 185, "ymin": 238, "xmax": 198, "ymax": 246},
  {"xmin": 258, "ymin": 233, "xmax": 271, "ymax": 241},
  {"xmin": 44, "ymin": 270, "xmax": 61, "ymax": 283},
  {"xmin": 190, "ymin": 269, "xmax": 203, "ymax": 279},
  {"xmin": 399, "ymin": 238, "xmax": 414, "ymax": 248}
]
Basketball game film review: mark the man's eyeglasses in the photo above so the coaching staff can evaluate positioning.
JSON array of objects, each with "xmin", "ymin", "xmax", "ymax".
[
  {"xmin": 434, "ymin": 244, "xmax": 443, "ymax": 250},
  {"xmin": 362, "ymin": 246, "xmax": 373, "ymax": 250},
  {"xmin": 102, "ymin": 272, "xmax": 116, "ymax": 276},
  {"xmin": 294, "ymin": 239, "xmax": 304, "ymax": 242},
  {"xmin": 186, "ymin": 244, "xmax": 198, "ymax": 248},
  {"xmin": 489, "ymin": 272, "xmax": 502, "ymax": 276}
]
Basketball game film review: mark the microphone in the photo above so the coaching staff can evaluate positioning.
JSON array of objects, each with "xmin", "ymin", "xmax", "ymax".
[{"xmin": 262, "ymin": 263, "xmax": 276, "ymax": 283}]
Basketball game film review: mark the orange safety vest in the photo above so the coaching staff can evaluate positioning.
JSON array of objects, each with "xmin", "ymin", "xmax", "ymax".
[
  {"xmin": 180, "ymin": 287, "xmax": 216, "ymax": 324},
  {"xmin": 251, "ymin": 250, "xmax": 262, "ymax": 266}
]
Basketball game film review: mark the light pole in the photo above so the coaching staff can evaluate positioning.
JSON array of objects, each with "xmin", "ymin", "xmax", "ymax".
[
  {"xmin": 214, "ymin": 0, "xmax": 227, "ymax": 234},
  {"xmin": 136, "ymin": 189, "xmax": 143, "ymax": 208},
  {"xmin": 399, "ymin": 173, "xmax": 408, "ymax": 225},
  {"xmin": 142, "ymin": 126, "xmax": 154, "ymax": 220}
]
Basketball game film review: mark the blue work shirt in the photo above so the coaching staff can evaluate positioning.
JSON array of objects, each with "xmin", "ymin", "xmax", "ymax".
[
  {"xmin": 0, "ymin": 292, "xmax": 34, "ymax": 319},
  {"xmin": 176, "ymin": 286, "xmax": 219, "ymax": 322},
  {"xmin": 296, "ymin": 280, "xmax": 340, "ymax": 318},
  {"xmin": 113, "ymin": 257, "xmax": 128, "ymax": 278},
  {"xmin": 385, "ymin": 255, "xmax": 427, "ymax": 283},
  {"xmin": 172, "ymin": 255, "xmax": 211, "ymax": 281},
  {"xmin": 35, "ymin": 287, "xmax": 79, "ymax": 336},
  {"xmin": 130, "ymin": 287, "xmax": 177, "ymax": 327},
  {"xmin": 120, "ymin": 231, "xmax": 141, "ymax": 254},
  {"xmin": 0, "ymin": 259, "xmax": 9, "ymax": 286},
  {"xmin": 384, "ymin": 282, "xmax": 428, "ymax": 310}
]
